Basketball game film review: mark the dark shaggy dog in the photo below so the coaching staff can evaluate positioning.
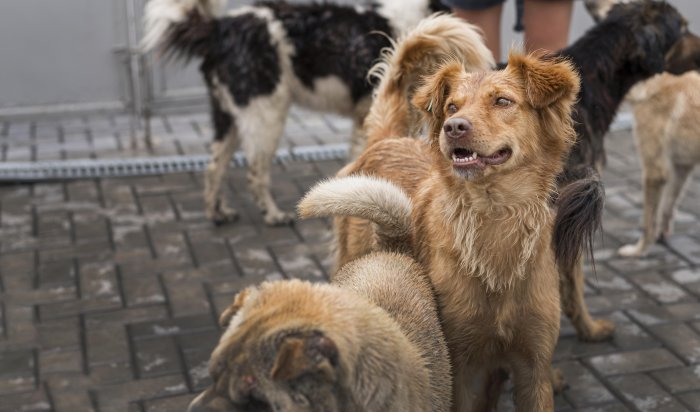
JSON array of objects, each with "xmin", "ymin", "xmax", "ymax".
[
  {"xmin": 552, "ymin": 0, "xmax": 689, "ymax": 341},
  {"xmin": 142, "ymin": 0, "xmax": 455, "ymax": 226}
]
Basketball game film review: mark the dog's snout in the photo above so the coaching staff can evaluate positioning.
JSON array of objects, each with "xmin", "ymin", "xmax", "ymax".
[{"xmin": 443, "ymin": 118, "xmax": 473, "ymax": 139}]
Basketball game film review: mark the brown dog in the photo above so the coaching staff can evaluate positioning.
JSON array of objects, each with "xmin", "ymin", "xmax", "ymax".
[
  {"xmin": 187, "ymin": 251, "xmax": 451, "ymax": 412},
  {"xmin": 618, "ymin": 70, "xmax": 700, "ymax": 257},
  {"xmin": 300, "ymin": 52, "xmax": 582, "ymax": 410}
]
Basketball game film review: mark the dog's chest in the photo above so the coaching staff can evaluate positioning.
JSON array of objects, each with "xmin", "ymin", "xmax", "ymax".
[{"xmin": 436, "ymin": 270, "xmax": 522, "ymax": 358}]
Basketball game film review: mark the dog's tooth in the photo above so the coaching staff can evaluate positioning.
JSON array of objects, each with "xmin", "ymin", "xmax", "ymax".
[{"xmin": 473, "ymin": 152, "xmax": 478, "ymax": 159}]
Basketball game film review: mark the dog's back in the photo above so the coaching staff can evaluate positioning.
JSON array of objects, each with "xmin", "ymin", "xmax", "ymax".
[
  {"xmin": 628, "ymin": 71, "xmax": 700, "ymax": 161},
  {"xmin": 334, "ymin": 252, "xmax": 452, "ymax": 412}
]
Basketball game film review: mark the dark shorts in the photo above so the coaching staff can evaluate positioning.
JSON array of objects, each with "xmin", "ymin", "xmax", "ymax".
[
  {"xmin": 443, "ymin": 0, "xmax": 568, "ymax": 31},
  {"xmin": 442, "ymin": 0, "xmax": 507, "ymax": 11}
]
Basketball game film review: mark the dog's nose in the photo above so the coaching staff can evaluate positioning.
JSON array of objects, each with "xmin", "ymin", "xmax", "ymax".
[{"xmin": 443, "ymin": 118, "xmax": 473, "ymax": 140}]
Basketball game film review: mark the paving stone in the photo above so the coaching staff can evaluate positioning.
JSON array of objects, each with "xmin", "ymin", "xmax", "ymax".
[
  {"xmin": 628, "ymin": 272, "xmax": 692, "ymax": 304},
  {"xmin": 678, "ymin": 392, "xmax": 700, "ymax": 412},
  {"xmin": 557, "ymin": 361, "xmax": 616, "ymax": 407},
  {"xmin": 575, "ymin": 402, "xmax": 631, "ymax": 412},
  {"xmin": 588, "ymin": 348, "xmax": 683, "ymax": 376},
  {"xmin": 608, "ymin": 374, "xmax": 691, "ymax": 412},
  {"xmin": 652, "ymin": 365, "xmax": 700, "ymax": 394},
  {"xmin": 627, "ymin": 305, "xmax": 679, "ymax": 326},
  {"xmin": 49, "ymin": 389, "xmax": 94, "ymax": 412},
  {"xmin": 36, "ymin": 317, "xmax": 80, "ymax": 350},
  {"xmin": 665, "ymin": 302, "xmax": 700, "ymax": 321},
  {"xmin": 88, "ymin": 360, "xmax": 134, "ymax": 385},
  {"xmin": 134, "ymin": 337, "xmax": 181, "ymax": 378},
  {"xmin": 95, "ymin": 375, "xmax": 188, "ymax": 411},
  {"xmin": 0, "ymin": 389, "xmax": 51, "ymax": 412},
  {"xmin": 649, "ymin": 322, "xmax": 700, "ymax": 363},
  {"xmin": 671, "ymin": 268, "xmax": 700, "ymax": 284},
  {"xmin": 121, "ymin": 275, "xmax": 166, "ymax": 307},
  {"xmin": 129, "ymin": 315, "xmax": 216, "ymax": 341},
  {"xmin": 143, "ymin": 393, "xmax": 196, "ymax": 412},
  {"xmin": 606, "ymin": 311, "xmax": 658, "ymax": 350}
]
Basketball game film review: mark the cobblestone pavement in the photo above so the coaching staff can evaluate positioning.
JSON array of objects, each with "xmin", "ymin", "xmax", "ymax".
[
  {"xmin": 0, "ymin": 109, "xmax": 699, "ymax": 412},
  {"xmin": 0, "ymin": 107, "xmax": 352, "ymax": 162}
]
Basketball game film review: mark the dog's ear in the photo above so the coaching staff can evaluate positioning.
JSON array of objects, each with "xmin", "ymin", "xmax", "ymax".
[
  {"xmin": 219, "ymin": 288, "xmax": 252, "ymax": 328},
  {"xmin": 665, "ymin": 31, "xmax": 700, "ymax": 74},
  {"xmin": 412, "ymin": 61, "xmax": 465, "ymax": 137},
  {"xmin": 271, "ymin": 333, "xmax": 338, "ymax": 382},
  {"xmin": 506, "ymin": 52, "xmax": 580, "ymax": 109}
]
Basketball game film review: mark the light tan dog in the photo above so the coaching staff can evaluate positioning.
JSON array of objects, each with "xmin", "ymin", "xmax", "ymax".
[
  {"xmin": 187, "ymin": 251, "xmax": 451, "ymax": 412},
  {"xmin": 618, "ymin": 71, "xmax": 700, "ymax": 257},
  {"xmin": 300, "ymin": 52, "xmax": 583, "ymax": 411}
]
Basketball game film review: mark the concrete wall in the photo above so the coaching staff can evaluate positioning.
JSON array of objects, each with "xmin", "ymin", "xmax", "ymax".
[{"xmin": 0, "ymin": 0, "xmax": 698, "ymax": 116}]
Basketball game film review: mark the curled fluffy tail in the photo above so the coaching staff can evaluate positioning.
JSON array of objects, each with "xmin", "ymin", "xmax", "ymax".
[
  {"xmin": 364, "ymin": 13, "xmax": 494, "ymax": 146},
  {"xmin": 553, "ymin": 167, "xmax": 604, "ymax": 273},
  {"xmin": 142, "ymin": 0, "xmax": 225, "ymax": 58},
  {"xmin": 298, "ymin": 176, "xmax": 413, "ymax": 253}
]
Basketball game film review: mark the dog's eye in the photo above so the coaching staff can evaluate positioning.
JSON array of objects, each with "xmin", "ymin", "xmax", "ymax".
[
  {"xmin": 447, "ymin": 103, "xmax": 458, "ymax": 114},
  {"xmin": 495, "ymin": 97, "xmax": 512, "ymax": 107}
]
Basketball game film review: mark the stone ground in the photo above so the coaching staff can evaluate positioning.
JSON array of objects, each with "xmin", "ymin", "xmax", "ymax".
[{"xmin": 0, "ymin": 108, "xmax": 699, "ymax": 412}]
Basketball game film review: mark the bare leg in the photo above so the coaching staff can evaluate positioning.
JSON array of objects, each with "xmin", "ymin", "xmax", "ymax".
[
  {"xmin": 204, "ymin": 127, "xmax": 240, "ymax": 225},
  {"xmin": 658, "ymin": 164, "xmax": 694, "ymax": 240},
  {"xmin": 560, "ymin": 258, "xmax": 615, "ymax": 341},
  {"xmin": 453, "ymin": 3, "xmax": 503, "ymax": 61},
  {"xmin": 523, "ymin": 0, "xmax": 574, "ymax": 53}
]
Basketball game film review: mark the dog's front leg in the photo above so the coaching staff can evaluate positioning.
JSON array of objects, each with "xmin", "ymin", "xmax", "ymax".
[
  {"xmin": 451, "ymin": 362, "xmax": 488, "ymax": 412},
  {"xmin": 560, "ymin": 258, "xmax": 615, "ymax": 341}
]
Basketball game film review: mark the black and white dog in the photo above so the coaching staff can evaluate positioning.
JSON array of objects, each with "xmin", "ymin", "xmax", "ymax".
[{"xmin": 143, "ymin": 0, "xmax": 492, "ymax": 225}]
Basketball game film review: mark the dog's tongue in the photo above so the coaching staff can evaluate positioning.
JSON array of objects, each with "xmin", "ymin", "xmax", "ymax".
[{"xmin": 481, "ymin": 149, "xmax": 511, "ymax": 165}]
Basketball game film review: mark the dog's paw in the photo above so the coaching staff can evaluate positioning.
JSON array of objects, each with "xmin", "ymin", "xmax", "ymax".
[
  {"xmin": 617, "ymin": 242, "xmax": 646, "ymax": 258},
  {"xmin": 209, "ymin": 207, "xmax": 240, "ymax": 226},
  {"xmin": 551, "ymin": 368, "xmax": 569, "ymax": 394},
  {"xmin": 263, "ymin": 210, "xmax": 295, "ymax": 226},
  {"xmin": 580, "ymin": 319, "xmax": 615, "ymax": 342}
]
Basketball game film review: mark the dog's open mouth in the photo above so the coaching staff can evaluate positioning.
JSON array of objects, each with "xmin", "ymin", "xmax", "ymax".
[{"xmin": 451, "ymin": 147, "xmax": 512, "ymax": 169}]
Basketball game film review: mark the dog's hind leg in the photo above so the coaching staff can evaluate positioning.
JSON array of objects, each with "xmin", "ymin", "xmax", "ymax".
[
  {"xmin": 238, "ymin": 93, "xmax": 294, "ymax": 226},
  {"xmin": 204, "ymin": 106, "xmax": 241, "ymax": 225},
  {"xmin": 658, "ymin": 163, "xmax": 694, "ymax": 241},
  {"xmin": 618, "ymin": 171, "xmax": 667, "ymax": 257},
  {"xmin": 561, "ymin": 259, "xmax": 615, "ymax": 341}
]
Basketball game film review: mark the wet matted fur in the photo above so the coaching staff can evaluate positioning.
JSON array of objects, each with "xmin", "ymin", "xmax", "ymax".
[
  {"xmin": 300, "ymin": 52, "xmax": 582, "ymax": 411},
  {"xmin": 142, "ymin": 0, "xmax": 492, "ymax": 226},
  {"xmin": 617, "ymin": 71, "xmax": 700, "ymax": 257},
  {"xmin": 188, "ymin": 252, "xmax": 451, "ymax": 412}
]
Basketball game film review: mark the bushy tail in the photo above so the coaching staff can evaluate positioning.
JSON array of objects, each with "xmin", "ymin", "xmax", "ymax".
[
  {"xmin": 141, "ymin": 0, "xmax": 225, "ymax": 59},
  {"xmin": 298, "ymin": 176, "xmax": 413, "ymax": 253},
  {"xmin": 553, "ymin": 167, "xmax": 604, "ymax": 273},
  {"xmin": 364, "ymin": 13, "xmax": 494, "ymax": 146}
]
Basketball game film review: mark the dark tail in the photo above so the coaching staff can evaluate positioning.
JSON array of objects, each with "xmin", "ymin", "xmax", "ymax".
[
  {"xmin": 553, "ymin": 167, "xmax": 604, "ymax": 273},
  {"xmin": 142, "ymin": 0, "xmax": 223, "ymax": 60}
]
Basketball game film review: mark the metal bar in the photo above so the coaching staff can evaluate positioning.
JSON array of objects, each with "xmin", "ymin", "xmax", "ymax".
[{"xmin": 0, "ymin": 143, "xmax": 350, "ymax": 182}]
